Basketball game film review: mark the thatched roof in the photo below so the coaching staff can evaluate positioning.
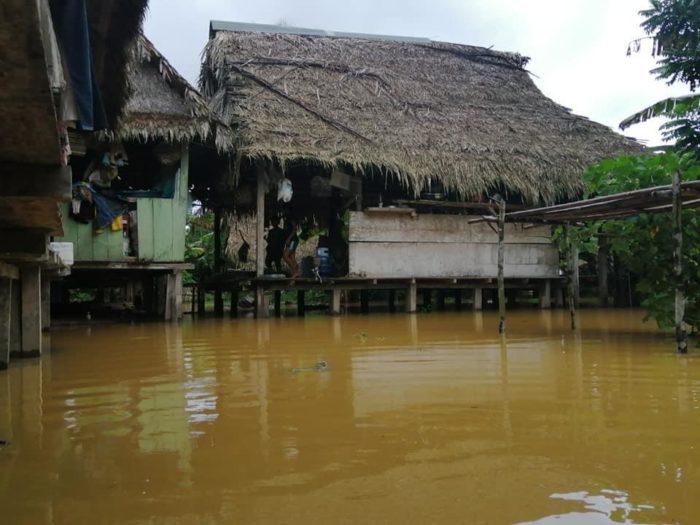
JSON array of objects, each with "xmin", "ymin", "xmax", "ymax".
[
  {"xmin": 201, "ymin": 22, "xmax": 643, "ymax": 204},
  {"xmin": 110, "ymin": 35, "xmax": 232, "ymax": 150}
]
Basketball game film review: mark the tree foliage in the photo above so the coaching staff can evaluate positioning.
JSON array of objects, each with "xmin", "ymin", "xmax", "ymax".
[
  {"xmin": 621, "ymin": 0, "xmax": 700, "ymax": 155},
  {"xmin": 569, "ymin": 152, "xmax": 700, "ymax": 329}
]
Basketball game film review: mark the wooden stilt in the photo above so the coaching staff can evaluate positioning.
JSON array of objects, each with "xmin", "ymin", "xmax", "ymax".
[
  {"xmin": 565, "ymin": 226, "xmax": 578, "ymax": 330},
  {"xmin": 0, "ymin": 278, "xmax": 11, "ymax": 369},
  {"xmin": 473, "ymin": 287, "xmax": 483, "ymax": 311},
  {"xmin": 255, "ymin": 286, "xmax": 268, "ymax": 319},
  {"xmin": 230, "ymin": 286, "xmax": 239, "ymax": 318},
  {"xmin": 274, "ymin": 290, "xmax": 282, "ymax": 317},
  {"xmin": 454, "ymin": 289, "xmax": 462, "ymax": 310},
  {"xmin": 672, "ymin": 171, "xmax": 687, "ymax": 354},
  {"xmin": 20, "ymin": 266, "xmax": 41, "ymax": 357},
  {"xmin": 197, "ymin": 285, "xmax": 206, "ymax": 315},
  {"xmin": 422, "ymin": 289, "xmax": 432, "ymax": 309},
  {"xmin": 214, "ymin": 207, "xmax": 224, "ymax": 317},
  {"xmin": 406, "ymin": 280, "xmax": 417, "ymax": 313},
  {"xmin": 297, "ymin": 290, "xmax": 305, "ymax": 317},
  {"xmin": 331, "ymin": 289, "xmax": 342, "ymax": 316},
  {"xmin": 597, "ymin": 235, "xmax": 609, "ymax": 307},
  {"xmin": 437, "ymin": 290, "xmax": 446, "ymax": 311},
  {"xmin": 539, "ymin": 279, "xmax": 551, "ymax": 309},
  {"xmin": 388, "ymin": 289, "xmax": 396, "ymax": 313},
  {"xmin": 360, "ymin": 290, "xmax": 369, "ymax": 314},
  {"xmin": 497, "ymin": 198, "xmax": 506, "ymax": 335}
]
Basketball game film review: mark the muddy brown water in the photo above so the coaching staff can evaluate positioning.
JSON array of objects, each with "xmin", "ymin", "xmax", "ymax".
[{"xmin": 0, "ymin": 309, "xmax": 698, "ymax": 524}]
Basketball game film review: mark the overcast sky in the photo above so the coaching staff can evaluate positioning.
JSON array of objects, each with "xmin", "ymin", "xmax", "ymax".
[{"xmin": 144, "ymin": 0, "xmax": 691, "ymax": 146}]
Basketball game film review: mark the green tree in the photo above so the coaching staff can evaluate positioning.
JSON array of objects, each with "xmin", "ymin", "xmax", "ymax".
[
  {"xmin": 620, "ymin": 0, "xmax": 700, "ymax": 155},
  {"xmin": 570, "ymin": 152, "xmax": 700, "ymax": 329}
]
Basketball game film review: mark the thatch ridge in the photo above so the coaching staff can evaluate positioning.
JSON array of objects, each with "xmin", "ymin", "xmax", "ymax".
[
  {"xmin": 108, "ymin": 34, "xmax": 233, "ymax": 151},
  {"xmin": 201, "ymin": 27, "xmax": 643, "ymax": 204}
]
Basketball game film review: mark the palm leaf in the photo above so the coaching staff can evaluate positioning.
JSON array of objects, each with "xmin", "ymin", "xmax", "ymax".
[{"xmin": 619, "ymin": 94, "xmax": 700, "ymax": 130}]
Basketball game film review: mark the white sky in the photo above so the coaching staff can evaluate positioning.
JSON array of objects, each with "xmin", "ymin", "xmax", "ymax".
[{"xmin": 143, "ymin": 0, "xmax": 691, "ymax": 146}]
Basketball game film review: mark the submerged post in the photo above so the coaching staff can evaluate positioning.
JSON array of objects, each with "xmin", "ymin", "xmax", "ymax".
[
  {"xmin": 672, "ymin": 171, "xmax": 687, "ymax": 354},
  {"xmin": 497, "ymin": 197, "xmax": 506, "ymax": 335}
]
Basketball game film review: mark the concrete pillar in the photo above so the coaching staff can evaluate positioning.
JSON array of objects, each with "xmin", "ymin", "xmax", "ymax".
[
  {"xmin": 0, "ymin": 278, "xmax": 11, "ymax": 369},
  {"xmin": 20, "ymin": 266, "xmax": 41, "ymax": 358},
  {"xmin": 555, "ymin": 285, "xmax": 564, "ymax": 308},
  {"xmin": 539, "ymin": 280, "xmax": 552, "ymax": 309},
  {"xmin": 406, "ymin": 280, "xmax": 417, "ymax": 313},
  {"xmin": 331, "ymin": 289, "xmax": 342, "ymax": 316},
  {"xmin": 473, "ymin": 287, "xmax": 483, "ymax": 311},
  {"xmin": 41, "ymin": 275, "xmax": 50, "ymax": 331}
]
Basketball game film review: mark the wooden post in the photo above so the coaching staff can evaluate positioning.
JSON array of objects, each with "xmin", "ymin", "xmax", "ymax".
[
  {"xmin": 9, "ymin": 279, "xmax": 21, "ymax": 359},
  {"xmin": 360, "ymin": 290, "xmax": 369, "ymax": 314},
  {"xmin": 274, "ymin": 290, "xmax": 282, "ymax": 317},
  {"xmin": 436, "ymin": 290, "xmax": 446, "ymax": 311},
  {"xmin": 597, "ymin": 235, "xmax": 609, "ymax": 307},
  {"xmin": 565, "ymin": 226, "xmax": 578, "ymax": 331},
  {"xmin": 197, "ymin": 285, "xmax": 206, "ymax": 315},
  {"xmin": 213, "ymin": 207, "xmax": 224, "ymax": 317},
  {"xmin": 331, "ymin": 289, "xmax": 342, "ymax": 316},
  {"xmin": 255, "ymin": 287, "xmax": 268, "ymax": 319},
  {"xmin": 388, "ymin": 289, "xmax": 396, "ymax": 313},
  {"xmin": 454, "ymin": 289, "xmax": 462, "ymax": 310},
  {"xmin": 672, "ymin": 171, "xmax": 688, "ymax": 354},
  {"xmin": 406, "ymin": 280, "xmax": 417, "ymax": 313},
  {"xmin": 555, "ymin": 284, "xmax": 564, "ymax": 308},
  {"xmin": 422, "ymin": 289, "xmax": 432, "ymax": 309},
  {"xmin": 297, "ymin": 290, "xmax": 305, "ymax": 317},
  {"xmin": 255, "ymin": 168, "xmax": 267, "ymax": 319},
  {"xmin": 497, "ymin": 198, "xmax": 506, "ymax": 335},
  {"xmin": 164, "ymin": 271, "xmax": 183, "ymax": 322},
  {"xmin": 0, "ymin": 278, "xmax": 11, "ymax": 369},
  {"xmin": 473, "ymin": 287, "xmax": 483, "ymax": 311},
  {"xmin": 20, "ymin": 266, "xmax": 41, "ymax": 357},
  {"xmin": 41, "ymin": 275, "xmax": 50, "ymax": 331},
  {"xmin": 539, "ymin": 279, "xmax": 551, "ymax": 309},
  {"xmin": 230, "ymin": 286, "xmax": 239, "ymax": 318}
]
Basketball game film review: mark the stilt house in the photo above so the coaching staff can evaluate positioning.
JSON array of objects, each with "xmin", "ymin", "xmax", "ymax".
[
  {"xmin": 0, "ymin": 0, "xmax": 148, "ymax": 367},
  {"xmin": 55, "ymin": 35, "xmax": 230, "ymax": 321},
  {"xmin": 201, "ymin": 22, "xmax": 642, "ymax": 316}
]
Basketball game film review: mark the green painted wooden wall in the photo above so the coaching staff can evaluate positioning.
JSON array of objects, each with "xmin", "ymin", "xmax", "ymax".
[{"xmin": 58, "ymin": 147, "xmax": 189, "ymax": 263}]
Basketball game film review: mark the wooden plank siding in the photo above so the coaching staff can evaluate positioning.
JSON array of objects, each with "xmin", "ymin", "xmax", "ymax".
[
  {"xmin": 57, "ymin": 146, "xmax": 189, "ymax": 263},
  {"xmin": 348, "ymin": 212, "xmax": 559, "ymax": 279}
]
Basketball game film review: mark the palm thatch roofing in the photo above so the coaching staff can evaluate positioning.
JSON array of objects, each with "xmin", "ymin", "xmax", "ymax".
[
  {"xmin": 201, "ymin": 22, "xmax": 643, "ymax": 205},
  {"xmin": 108, "ymin": 35, "xmax": 232, "ymax": 150}
]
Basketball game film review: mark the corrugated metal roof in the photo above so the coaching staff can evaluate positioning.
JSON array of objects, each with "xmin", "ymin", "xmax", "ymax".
[{"xmin": 209, "ymin": 20, "xmax": 432, "ymax": 43}]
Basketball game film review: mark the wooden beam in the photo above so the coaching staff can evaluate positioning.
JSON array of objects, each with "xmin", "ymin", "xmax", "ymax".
[
  {"xmin": 673, "ymin": 171, "xmax": 687, "ymax": 353},
  {"xmin": 0, "ymin": 164, "xmax": 72, "ymax": 200}
]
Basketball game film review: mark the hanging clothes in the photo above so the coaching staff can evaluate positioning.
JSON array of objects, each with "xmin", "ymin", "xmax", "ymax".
[{"xmin": 49, "ymin": 0, "xmax": 108, "ymax": 130}]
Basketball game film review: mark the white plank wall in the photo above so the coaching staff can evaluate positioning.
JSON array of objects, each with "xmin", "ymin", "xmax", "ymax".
[{"xmin": 348, "ymin": 212, "xmax": 559, "ymax": 278}]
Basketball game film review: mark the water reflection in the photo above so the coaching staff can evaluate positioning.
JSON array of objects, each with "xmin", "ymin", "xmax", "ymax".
[{"xmin": 0, "ymin": 310, "xmax": 697, "ymax": 524}]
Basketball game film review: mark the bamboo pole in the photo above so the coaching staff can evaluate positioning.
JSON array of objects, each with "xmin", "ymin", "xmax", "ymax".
[
  {"xmin": 672, "ymin": 171, "xmax": 688, "ymax": 354},
  {"xmin": 497, "ymin": 198, "xmax": 506, "ymax": 335}
]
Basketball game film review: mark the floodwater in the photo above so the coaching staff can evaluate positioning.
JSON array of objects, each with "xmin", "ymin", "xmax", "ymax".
[{"xmin": 0, "ymin": 310, "xmax": 699, "ymax": 525}]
